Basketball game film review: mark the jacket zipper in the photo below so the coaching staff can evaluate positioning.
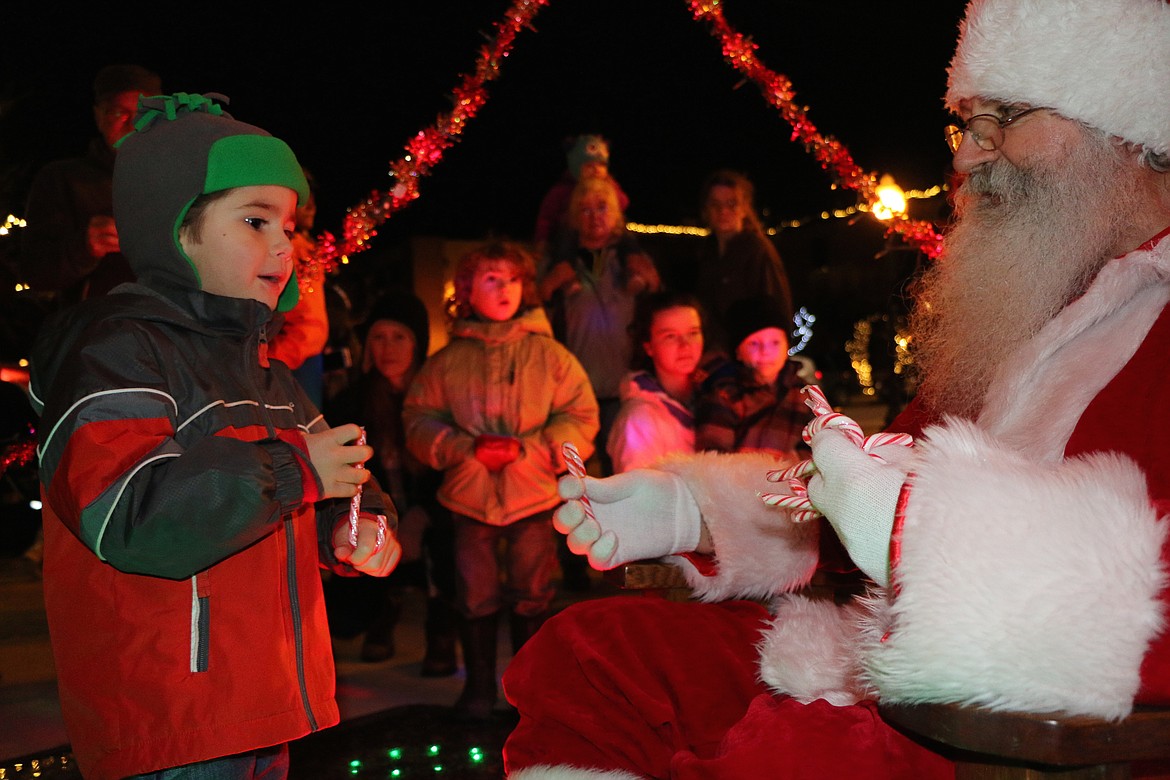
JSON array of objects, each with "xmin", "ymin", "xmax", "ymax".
[{"xmin": 255, "ymin": 322, "xmax": 318, "ymax": 731}]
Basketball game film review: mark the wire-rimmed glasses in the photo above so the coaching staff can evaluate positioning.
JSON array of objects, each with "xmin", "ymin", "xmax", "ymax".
[{"xmin": 944, "ymin": 106, "xmax": 1045, "ymax": 153}]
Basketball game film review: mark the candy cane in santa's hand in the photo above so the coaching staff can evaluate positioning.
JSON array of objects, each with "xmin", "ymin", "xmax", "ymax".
[
  {"xmin": 761, "ymin": 386, "xmax": 913, "ymax": 521},
  {"xmin": 561, "ymin": 441, "xmax": 596, "ymax": 523}
]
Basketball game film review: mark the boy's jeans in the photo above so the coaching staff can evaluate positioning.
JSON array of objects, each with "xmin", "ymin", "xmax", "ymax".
[{"xmin": 127, "ymin": 744, "xmax": 289, "ymax": 780}]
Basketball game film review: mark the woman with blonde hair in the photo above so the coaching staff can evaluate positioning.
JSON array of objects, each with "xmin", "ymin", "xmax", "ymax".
[{"xmin": 538, "ymin": 174, "xmax": 661, "ymax": 477}]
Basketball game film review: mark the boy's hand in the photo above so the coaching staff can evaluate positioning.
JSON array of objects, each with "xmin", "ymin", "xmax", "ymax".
[
  {"xmin": 305, "ymin": 424, "xmax": 372, "ymax": 498},
  {"xmin": 332, "ymin": 513, "xmax": 402, "ymax": 576},
  {"xmin": 474, "ymin": 433, "xmax": 521, "ymax": 472}
]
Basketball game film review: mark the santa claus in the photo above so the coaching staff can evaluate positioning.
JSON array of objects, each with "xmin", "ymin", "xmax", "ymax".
[{"xmin": 503, "ymin": 0, "xmax": 1170, "ymax": 777}]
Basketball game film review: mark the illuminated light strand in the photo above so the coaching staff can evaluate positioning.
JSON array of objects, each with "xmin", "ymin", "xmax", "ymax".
[
  {"xmin": 627, "ymin": 184, "xmax": 945, "ymax": 235},
  {"xmin": 312, "ymin": 0, "xmax": 550, "ymax": 270},
  {"xmin": 687, "ymin": 0, "xmax": 945, "ymax": 259},
  {"xmin": 846, "ymin": 314, "xmax": 914, "ymax": 395},
  {"xmin": 790, "ymin": 306, "xmax": 815, "ymax": 355},
  {"xmin": 0, "ymin": 213, "xmax": 27, "ymax": 238}
]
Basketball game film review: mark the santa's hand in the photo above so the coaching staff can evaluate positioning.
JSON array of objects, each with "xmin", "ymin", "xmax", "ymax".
[
  {"xmin": 805, "ymin": 428, "xmax": 910, "ymax": 588},
  {"xmin": 553, "ymin": 469, "xmax": 701, "ymax": 570}
]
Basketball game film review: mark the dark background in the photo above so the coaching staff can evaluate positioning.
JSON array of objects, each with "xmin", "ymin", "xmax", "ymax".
[
  {"xmin": 0, "ymin": 1, "xmax": 969, "ymax": 399},
  {"xmin": 2, "ymin": 1, "xmax": 966, "ymax": 240}
]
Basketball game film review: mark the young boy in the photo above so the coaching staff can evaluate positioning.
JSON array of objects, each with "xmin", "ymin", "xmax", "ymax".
[
  {"xmin": 28, "ymin": 93, "xmax": 401, "ymax": 780},
  {"xmin": 403, "ymin": 241, "xmax": 598, "ymax": 720}
]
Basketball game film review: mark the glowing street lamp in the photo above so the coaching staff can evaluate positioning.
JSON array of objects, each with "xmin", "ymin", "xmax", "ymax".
[{"xmin": 871, "ymin": 174, "xmax": 907, "ymax": 221}]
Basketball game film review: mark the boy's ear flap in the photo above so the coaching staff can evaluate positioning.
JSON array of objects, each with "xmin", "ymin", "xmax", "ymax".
[{"xmin": 277, "ymin": 270, "xmax": 300, "ymax": 312}]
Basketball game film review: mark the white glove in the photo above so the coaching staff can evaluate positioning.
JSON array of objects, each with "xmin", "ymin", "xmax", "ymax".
[
  {"xmin": 806, "ymin": 428, "xmax": 909, "ymax": 587},
  {"xmin": 553, "ymin": 469, "xmax": 702, "ymax": 570}
]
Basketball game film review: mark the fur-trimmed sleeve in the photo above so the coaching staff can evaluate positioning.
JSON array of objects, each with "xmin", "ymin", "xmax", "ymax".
[
  {"xmin": 654, "ymin": 450, "xmax": 820, "ymax": 601},
  {"xmin": 862, "ymin": 420, "xmax": 1168, "ymax": 720}
]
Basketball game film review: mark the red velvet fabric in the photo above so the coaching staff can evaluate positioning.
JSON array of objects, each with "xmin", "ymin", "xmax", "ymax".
[
  {"xmin": 502, "ymin": 596, "xmax": 953, "ymax": 779},
  {"xmin": 1065, "ymin": 297, "xmax": 1170, "ymax": 707}
]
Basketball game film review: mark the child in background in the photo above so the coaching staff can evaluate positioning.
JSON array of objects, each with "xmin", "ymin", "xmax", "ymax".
[
  {"xmin": 607, "ymin": 290, "xmax": 705, "ymax": 473},
  {"xmin": 324, "ymin": 288, "xmax": 457, "ymax": 675},
  {"xmin": 533, "ymin": 133, "xmax": 630, "ymax": 253},
  {"xmin": 696, "ymin": 295, "xmax": 813, "ymax": 463},
  {"xmin": 28, "ymin": 93, "xmax": 400, "ymax": 780},
  {"xmin": 404, "ymin": 241, "xmax": 598, "ymax": 720}
]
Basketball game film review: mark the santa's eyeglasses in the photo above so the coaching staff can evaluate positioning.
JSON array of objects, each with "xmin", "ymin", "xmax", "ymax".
[{"xmin": 944, "ymin": 106, "xmax": 1045, "ymax": 153}]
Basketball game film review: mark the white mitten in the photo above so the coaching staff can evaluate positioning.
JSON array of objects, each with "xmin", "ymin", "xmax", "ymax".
[
  {"xmin": 806, "ymin": 428, "xmax": 909, "ymax": 587},
  {"xmin": 553, "ymin": 469, "xmax": 702, "ymax": 570}
]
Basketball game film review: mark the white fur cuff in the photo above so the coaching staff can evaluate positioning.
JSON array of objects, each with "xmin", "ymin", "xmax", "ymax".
[
  {"xmin": 863, "ymin": 420, "xmax": 1167, "ymax": 719},
  {"xmin": 656, "ymin": 451, "xmax": 820, "ymax": 602}
]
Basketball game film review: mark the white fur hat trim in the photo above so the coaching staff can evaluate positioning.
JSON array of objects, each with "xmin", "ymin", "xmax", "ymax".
[{"xmin": 945, "ymin": 0, "xmax": 1170, "ymax": 156}]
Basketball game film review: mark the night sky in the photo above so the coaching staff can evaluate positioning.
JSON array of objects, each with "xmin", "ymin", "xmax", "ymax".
[{"xmin": 2, "ymin": 1, "xmax": 968, "ymax": 246}]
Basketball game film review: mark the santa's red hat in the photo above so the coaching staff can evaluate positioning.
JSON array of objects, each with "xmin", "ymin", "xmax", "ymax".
[{"xmin": 945, "ymin": 0, "xmax": 1170, "ymax": 157}]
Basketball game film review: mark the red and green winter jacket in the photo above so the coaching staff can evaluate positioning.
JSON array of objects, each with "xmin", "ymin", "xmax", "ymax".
[{"xmin": 29, "ymin": 280, "xmax": 388, "ymax": 780}]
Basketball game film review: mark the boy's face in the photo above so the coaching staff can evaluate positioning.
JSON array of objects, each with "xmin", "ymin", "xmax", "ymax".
[
  {"xmin": 179, "ymin": 185, "xmax": 297, "ymax": 311},
  {"xmin": 736, "ymin": 326, "xmax": 789, "ymax": 386},
  {"xmin": 469, "ymin": 261, "xmax": 523, "ymax": 322}
]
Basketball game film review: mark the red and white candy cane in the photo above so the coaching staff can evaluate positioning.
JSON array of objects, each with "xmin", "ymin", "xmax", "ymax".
[
  {"xmin": 561, "ymin": 441, "xmax": 596, "ymax": 522},
  {"xmin": 760, "ymin": 385, "xmax": 914, "ymax": 522},
  {"xmin": 801, "ymin": 410, "xmax": 865, "ymax": 447},
  {"xmin": 802, "ymin": 384, "xmax": 834, "ymax": 416},
  {"xmin": 348, "ymin": 428, "xmax": 366, "ymax": 548},
  {"xmin": 760, "ymin": 476, "xmax": 820, "ymax": 524}
]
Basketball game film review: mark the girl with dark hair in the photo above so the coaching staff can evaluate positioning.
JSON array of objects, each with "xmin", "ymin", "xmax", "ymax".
[{"xmin": 607, "ymin": 290, "xmax": 705, "ymax": 473}]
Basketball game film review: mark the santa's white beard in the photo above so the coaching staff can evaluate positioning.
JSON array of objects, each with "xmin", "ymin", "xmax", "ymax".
[{"xmin": 910, "ymin": 132, "xmax": 1145, "ymax": 419}]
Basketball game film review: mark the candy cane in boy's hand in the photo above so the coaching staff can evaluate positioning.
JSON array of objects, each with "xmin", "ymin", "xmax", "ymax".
[
  {"xmin": 348, "ymin": 428, "xmax": 366, "ymax": 548},
  {"xmin": 561, "ymin": 441, "xmax": 595, "ymax": 522}
]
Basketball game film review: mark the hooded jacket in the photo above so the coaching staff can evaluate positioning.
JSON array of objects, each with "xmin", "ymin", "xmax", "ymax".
[
  {"xmin": 606, "ymin": 370, "xmax": 695, "ymax": 473},
  {"xmin": 403, "ymin": 306, "xmax": 599, "ymax": 525},
  {"xmin": 27, "ymin": 94, "xmax": 388, "ymax": 779}
]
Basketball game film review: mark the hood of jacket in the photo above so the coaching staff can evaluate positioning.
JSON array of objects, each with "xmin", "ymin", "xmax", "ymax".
[
  {"xmin": 112, "ymin": 93, "xmax": 308, "ymax": 312},
  {"xmin": 448, "ymin": 305, "xmax": 554, "ymax": 345},
  {"xmin": 30, "ymin": 281, "xmax": 275, "ymax": 416}
]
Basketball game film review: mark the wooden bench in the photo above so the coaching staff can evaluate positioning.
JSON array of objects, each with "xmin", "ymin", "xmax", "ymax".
[
  {"xmin": 880, "ymin": 701, "xmax": 1170, "ymax": 779},
  {"xmin": 605, "ymin": 559, "xmax": 866, "ymax": 603}
]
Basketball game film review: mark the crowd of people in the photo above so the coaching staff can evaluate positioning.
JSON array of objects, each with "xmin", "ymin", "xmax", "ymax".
[
  {"xmin": 14, "ymin": 0, "xmax": 1170, "ymax": 777},
  {"xmin": 10, "ymin": 66, "xmax": 804, "ymax": 777}
]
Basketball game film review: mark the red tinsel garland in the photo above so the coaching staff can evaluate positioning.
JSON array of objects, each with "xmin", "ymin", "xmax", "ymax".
[
  {"xmin": 1, "ymin": 438, "xmax": 36, "ymax": 478},
  {"xmin": 313, "ymin": 0, "xmax": 944, "ymax": 270},
  {"xmin": 312, "ymin": 0, "xmax": 550, "ymax": 272}
]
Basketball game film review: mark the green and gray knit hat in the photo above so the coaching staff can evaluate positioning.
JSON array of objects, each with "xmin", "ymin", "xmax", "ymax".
[{"xmin": 113, "ymin": 93, "xmax": 310, "ymax": 311}]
